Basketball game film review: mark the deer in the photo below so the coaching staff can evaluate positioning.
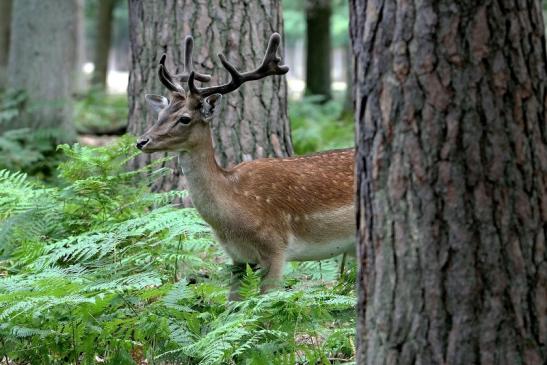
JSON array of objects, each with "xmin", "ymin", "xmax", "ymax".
[{"xmin": 136, "ymin": 33, "xmax": 355, "ymax": 299}]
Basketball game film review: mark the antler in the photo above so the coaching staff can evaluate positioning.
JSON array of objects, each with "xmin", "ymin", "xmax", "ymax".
[
  {"xmin": 187, "ymin": 33, "xmax": 289, "ymax": 98},
  {"xmin": 158, "ymin": 36, "xmax": 211, "ymax": 93}
]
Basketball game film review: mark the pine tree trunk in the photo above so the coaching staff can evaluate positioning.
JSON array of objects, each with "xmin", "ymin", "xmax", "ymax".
[
  {"xmin": 6, "ymin": 0, "xmax": 77, "ymax": 136},
  {"xmin": 127, "ymin": 0, "xmax": 292, "ymax": 193},
  {"xmin": 305, "ymin": 0, "xmax": 332, "ymax": 100},
  {"xmin": 91, "ymin": 0, "xmax": 116, "ymax": 89},
  {"xmin": 352, "ymin": 0, "xmax": 547, "ymax": 364},
  {"xmin": 0, "ymin": 0, "xmax": 12, "ymax": 90}
]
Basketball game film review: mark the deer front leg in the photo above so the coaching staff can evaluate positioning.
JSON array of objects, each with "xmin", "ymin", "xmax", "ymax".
[
  {"xmin": 228, "ymin": 262, "xmax": 259, "ymax": 301},
  {"xmin": 260, "ymin": 254, "xmax": 285, "ymax": 294}
]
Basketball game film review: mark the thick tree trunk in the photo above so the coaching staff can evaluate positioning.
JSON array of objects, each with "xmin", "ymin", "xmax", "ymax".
[
  {"xmin": 6, "ymin": 0, "xmax": 77, "ymax": 136},
  {"xmin": 352, "ymin": 0, "xmax": 547, "ymax": 364},
  {"xmin": 305, "ymin": 0, "xmax": 332, "ymax": 100},
  {"xmin": 128, "ymin": 0, "xmax": 292, "ymax": 192},
  {"xmin": 91, "ymin": 0, "xmax": 116, "ymax": 89},
  {"xmin": 0, "ymin": 0, "xmax": 12, "ymax": 90}
]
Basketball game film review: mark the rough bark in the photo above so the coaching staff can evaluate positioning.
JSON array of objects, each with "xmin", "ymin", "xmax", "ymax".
[
  {"xmin": 0, "ymin": 0, "xmax": 12, "ymax": 89},
  {"xmin": 91, "ymin": 0, "xmax": 116, "ymax": 89},
  {"xmin": 352, "ymin": 0, "xmax": 547, "ymax": 364},
  {"xmin": 6, "ymin": 0, "xmax": 77, "ymax": 136},
  {"xmin": 128, "ymin": 0, "xmax": 292, "ymax": 192},
  {"xmin": 305, "ymin": 0, "xmax": 332, "ymax": 100}
]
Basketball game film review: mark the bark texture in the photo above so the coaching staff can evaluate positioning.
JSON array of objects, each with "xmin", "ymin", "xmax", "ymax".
[
  {"xmin": 128, "ymin": 0, "xmax": 292, "ymax": 192},
  {"xmin": 6, "ymin": 0, "xmax": 77, "ymax": 135},
  {"xmin": 352, "ymin": 0, "xmax": 547, "ymax": 364},
  {"xmin": 91, "ymin": 0, "xmax": 116, "ymax": 89},
  {"xmin": 305, "ymin": 0, "xmax": 332, "ymax": 100},
  {"xmin": 0, "ymin": 0, "xmax": 11, "ymax": 89}
]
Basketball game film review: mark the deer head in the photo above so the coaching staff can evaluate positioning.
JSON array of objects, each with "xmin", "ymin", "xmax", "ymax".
[{"xmin": 136, "ymin": 33, "xmax": 289, "ymax": 153}]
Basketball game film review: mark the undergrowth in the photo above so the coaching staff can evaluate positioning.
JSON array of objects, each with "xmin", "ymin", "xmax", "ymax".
[
  {"xmin": 74, "ymin": 90, "xmax": 128, "ymax": 134},
  {"xmin": 0, "ymin": 90, "xmax": 67, "ymax": 177},
  {"xmin": 289, "ymin": 96, "xmax": 354, "ymax": 155},
  {"xmin": 0, "ymin": 136, "xmax": 356, "ymax": 364}
]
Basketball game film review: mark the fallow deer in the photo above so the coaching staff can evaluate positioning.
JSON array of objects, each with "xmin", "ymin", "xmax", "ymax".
[{"xmin": 136, "ymin": 33, "xmax": 355, "ymax": 298}]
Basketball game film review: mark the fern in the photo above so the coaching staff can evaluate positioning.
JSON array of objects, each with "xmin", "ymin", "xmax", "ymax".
[
  {"xmin": 239, "ymin": 264, "xmax": 262, "ymax": 300},
  {"xmin": 0, "ymin": 136, "xmax": 357, "ymax": 364}
]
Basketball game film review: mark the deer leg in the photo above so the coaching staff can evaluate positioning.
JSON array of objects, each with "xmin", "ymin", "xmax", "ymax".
[
  {"xmin": 260, "ymin": 254, "xmax": 285, "ymax": 294},
  {"xmin": 228, "ymin": 262, "xmax": 258, "ymax": 301}
]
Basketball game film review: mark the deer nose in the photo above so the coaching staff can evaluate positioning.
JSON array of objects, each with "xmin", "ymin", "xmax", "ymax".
[{"xmin": 136, "ymin": 137, "xmax": 150, "ymax": 150}]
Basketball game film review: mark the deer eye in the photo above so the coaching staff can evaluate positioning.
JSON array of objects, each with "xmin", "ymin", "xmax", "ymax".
[{"xmin": 177, "ymin": 116, "xmax": 191, "ymax": 125}]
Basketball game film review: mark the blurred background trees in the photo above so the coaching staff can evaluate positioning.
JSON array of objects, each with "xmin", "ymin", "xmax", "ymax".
[
  {"xmin": 305, "ymin": 0, "xmax": 332, "ymax": 101},
  {"xmin": 0, "ymin": 0, "xmax": 354, "ymax": 177},
  {"xmin": 6, "ymin": 0, "xmax": 78, "ymax": 135},
  {"xmin": 0, "ymin": 0, "xmax": 11, "ymax": 90},
  {"xmin": 91, "ymin": 0, "xmax": 118, "ymax": 89}
]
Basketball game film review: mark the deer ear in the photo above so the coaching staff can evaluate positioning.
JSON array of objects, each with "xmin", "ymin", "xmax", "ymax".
[
  {"xmin": 201, "ymin": 93, "xmax": 223, "ymax": 120},
  {"xmin": 145, "ymin": 94, "xmax": 169, "ymax": 114}
]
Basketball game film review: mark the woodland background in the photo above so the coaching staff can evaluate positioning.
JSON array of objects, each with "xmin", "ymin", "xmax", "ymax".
[{"xmin": 0, "ymin": 1, "xmax": 357, "ymax": 364}]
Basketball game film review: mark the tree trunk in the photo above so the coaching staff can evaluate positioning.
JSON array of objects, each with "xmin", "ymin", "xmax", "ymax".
[
  {"xmin": 342, "ymin": 42, "xmax": 353, "ymax": 117},
  {"xmin": 74, "ymin": 0, "xmax": 87, "ymax": 94},
  {"xmin": 352, "ymin": 0, "xmax": 546, "ymax": 364},
  {"xmin": 6, "ymin": 0, "xmax": 77, "ymax": 136},
  {"xmin": 128, "ymin": 0, "xmax": 292, "ymax": 193},
  {"xmin": 91, "ymin": 0, "xmax": 116, "ymax": 89},
  {"xmin": 0, "ymin": 0, "xmax": 12, "ymax": 90},
  {"xmin": 305, "ymin": 0, "xmax": 332, "ymax": 100}
]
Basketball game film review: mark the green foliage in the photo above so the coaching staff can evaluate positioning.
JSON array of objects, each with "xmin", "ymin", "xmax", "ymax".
[
  {"xmin": 283, "ymin": 0, "xmax": 305, "ymax": 44},
  {"xmin": 74, "ymin": 90, "xmax": 128, "ymax": 134},
  {"xmin": 332, "ymin": 0, "xmax": 350, "ymax": 47},
  {"xmin": 0, "ymin": 90, "xmax": 67, "ymax": 176},
  {"xmin": 283, "ymin": 0, "xmax": 349, "ymax": 46},
  {"xmin": 0, "ymin": 137, "xmax": 356, "ymax": 364},
  {"xmin": 290, "ymin": 96, "xmax": 354, "ymax": 155}
]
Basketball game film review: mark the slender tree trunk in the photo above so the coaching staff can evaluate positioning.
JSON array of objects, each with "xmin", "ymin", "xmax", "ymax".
[
  {"xmin": 91, "ymin": 0, "xmax": 116, "ymax": 89},
  {"xmin": 6, "ymin": 0, "xmax": 77, "ymax": 136},
  {"xmin": 305, "ymin": 0, "xmax": 332, "ymax": 100},
  {"xmin": 352, "ymin": 0, "xmax": 546, "ymax": 364},
  {"xmin": 74, "ymin": 0, "xmax": 86, "ymax": 94},
  {"xmin": 128, "ymin": 0, "xmax": 292, "ymax": 193},
  {"xmin": 0, "ymin": 0, "xmax": 12, "ymax": 90},
  {"xmin": 342, "ymin": 42, "xmax": 353, "ymax": 117}
]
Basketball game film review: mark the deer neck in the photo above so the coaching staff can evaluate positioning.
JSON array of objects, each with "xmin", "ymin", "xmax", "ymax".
[{"xmin": 177, "ymin": 133, "xmax": 227, "ymax": 224}]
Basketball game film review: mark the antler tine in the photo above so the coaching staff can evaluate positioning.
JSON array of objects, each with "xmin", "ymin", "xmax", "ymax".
[
  {"xmin": 188, "ymin": 33, "xmax": 289, "ymax": 98},
  {"xmin": 158, "ymin": 54, "xmax": 184, "ymax": 92},
  {"xmin": 175, "ymin": 36, "xmax": 211, "ymax": 83}
]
